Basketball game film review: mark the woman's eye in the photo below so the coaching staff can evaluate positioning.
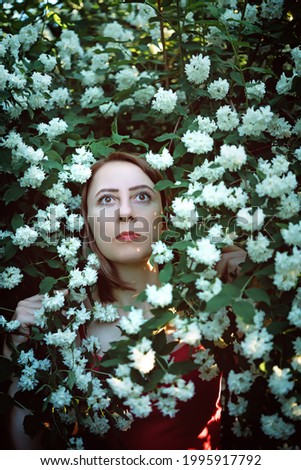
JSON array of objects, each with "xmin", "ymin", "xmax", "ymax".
[
  {"xmin": 135, "ymin": 192, "xmax": 151, "ymax": 202},
  {"xmin": 99, "ymin": 195, "xmax": 114, "ymax": 205}
]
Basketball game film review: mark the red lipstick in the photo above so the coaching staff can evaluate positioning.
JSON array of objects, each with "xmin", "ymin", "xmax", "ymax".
[{"xmin": 117, "ymin": 231, "xmax": 141, "ymax": 242}]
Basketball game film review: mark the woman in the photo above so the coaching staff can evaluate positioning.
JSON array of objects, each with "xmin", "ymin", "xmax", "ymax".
[{"xmin": 3, "ymin": 152, "xmax": 246, "ymax": 449}]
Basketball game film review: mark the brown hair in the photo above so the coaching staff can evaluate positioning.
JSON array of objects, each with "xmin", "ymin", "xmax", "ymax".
[{"xmin": 81, "ymin": 151, "xmax": 167, "ymax": 303}]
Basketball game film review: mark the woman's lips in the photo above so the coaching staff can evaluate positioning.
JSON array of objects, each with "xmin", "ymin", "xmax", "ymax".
[{"xmin": 116, "ymin": 231, "xmax": 142, "ymax": 242}]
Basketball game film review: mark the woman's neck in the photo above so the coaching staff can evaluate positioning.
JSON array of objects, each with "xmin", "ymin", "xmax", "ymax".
[{"xmin": 112, "ymin": 258, "xmax": 160, "ymax": 307}]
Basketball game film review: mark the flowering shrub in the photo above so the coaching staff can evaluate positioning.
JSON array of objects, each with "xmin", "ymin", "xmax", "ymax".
[{"xmin": 0, "ymin": 0, "xmax": 300, "ymax": 450}]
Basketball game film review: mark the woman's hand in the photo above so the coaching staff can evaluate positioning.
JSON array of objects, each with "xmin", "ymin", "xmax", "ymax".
[
  {"xmin": 9, "ymin": 294, "xmax": 44, "ymax": 347},
  {"xmin": 216, "ymin": 245, "xmax": 247, "ymax": 283}
]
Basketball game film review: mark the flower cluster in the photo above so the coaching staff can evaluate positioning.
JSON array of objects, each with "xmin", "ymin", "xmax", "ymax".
[{"xmin": 0, "ymin": 0, "xmax": 300, "ymax": 450}]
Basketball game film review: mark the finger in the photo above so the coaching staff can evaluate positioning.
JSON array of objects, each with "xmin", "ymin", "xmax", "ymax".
[{"xmin": 221, "ymin": 245, "xmax": 244, "ymax": 253}]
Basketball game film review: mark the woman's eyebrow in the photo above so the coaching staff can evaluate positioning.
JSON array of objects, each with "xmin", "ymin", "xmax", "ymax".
[{"xmin": 95, "ymin": 184, "xmax": 155, "ymax": 199}]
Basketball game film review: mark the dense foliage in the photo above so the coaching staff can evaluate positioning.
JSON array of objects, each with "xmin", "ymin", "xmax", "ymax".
[{"xmin": 0, "ymin": 0, "xmax": 300, "ymax": 450}]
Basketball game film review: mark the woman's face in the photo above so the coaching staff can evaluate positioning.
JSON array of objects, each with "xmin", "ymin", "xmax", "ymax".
[{"xmin": 87, "ymin": 160, "xmax": 164, "ymax": 265}]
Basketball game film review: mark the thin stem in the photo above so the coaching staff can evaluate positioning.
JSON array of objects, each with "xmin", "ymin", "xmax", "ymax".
[
  {"xmin": 157, "ymin": 0, "xmax": 169, "ymax": 88},
  {"xmin": 176, "ymin": 0, "xmax": 185, "ymax": 75},
  {"xmin": 0, "ymin": 306, "xmax": 14, "ymax": 312}
]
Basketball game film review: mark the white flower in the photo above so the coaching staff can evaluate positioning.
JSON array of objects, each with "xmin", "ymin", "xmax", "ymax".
[
  {"xmin": 39, "ymin": 53, "xmax": 57, "ymax": 72},
  {"xmin": 261, "ymin": 0, "xmax": 284, "ymax": 20},
  {"xmin": 61, "ymin": 163, "xmax": 92, "ymax": 184},
  {"xmin": 57, "ymin": 237, "xmax": 81, "ymax": 262},
  {"xmin": 31, "ymin": 72, "xmax": 52, "ymax": 92},
  {"xmin": 274, "ymin": 247, "xmax": 301, "ymax": 291},
  {"xmin": 115, "ymin": 66, "xmax": 139, "ymax": 91},
  {"xmin": 12, "ymin": 225, "xmax": 38, "ymax": 249},
  {"xmin": 103, "ymin": 21, "xmax": 134, "ymax": 42},
  {"xmin": 151, "ymin": 241, "xmax": 174, "ymax": 264},
  {"xmin": 268, "ymin": 366, "xmax": 294, "ymax": 397},
  {"xmin": 207, "ymin": 78, "xmax": 229, "ymax": 100},
  {"xmin": 119, "ymin": 307, "xmax": 146, "ymax": 334},
  {"xmin": 42, "ymin": 291, "xmax": 65, "ymax": 312},
  {"xmin": 261, "ymin": 413, "xmax": 295, "ymax": 440},
  {"xmin": 228, "ymin": 396, "xmax": 248, "ymax": 417},
  {"xmin": 66, "ymin": 214, "xmax": 84, "ymax": 233},
  {"xmin": 185, "ymin": 53, "xmax": 211, "ymax": 84},
  {"xmin": 107, "ymin": 376, "xmax": 143, "ymax": 400},
  {"xmin": 288, "ymin": 288, "xmax": 301, "ymax": 327},
  {"xmin": 238, "ymin": 105, "xmax": 274, "ymax": 137},
  {"xmin": 128, "ymin": 338, "xmax": 156, "ymax": 374},
  {"xmin": 227, "ymin": 370, "xmax": 254, "ymax": 394},
  {"xmin": 37, "ymin": 118, "xmax": 68, "ymax": 141},
  {"xmin": 195, "ymin": 276, "xmax": 222, "ymax": 302},
  {"xmin": 0, "ymin": 266, "xmax": 23, "ymax": 289},
  {"xmin": 145, "ymin": 283, "xmax": 173, "ymax": 308},
  {"xmin": 276, "ymin": 72, "xmax": 293, "ymax": 94},
  {"xmin": 181, "ymin": 130, "xmax": 214, "ymax": 154},
  {"xmin": 216, "ymin": 105, "xmax": 239, "ymax": 131},
  {"xmin": 246, "ymin": 80, "xmax": 266, "ymax": 100},
  {"xmin": 236, "ymin": 207, "xmax": 265, "ymax": 232},
  {"xmin": 125, "ymin": 395, "xmax": 152, "ymax": 418},
  {"xmin": 93, "ymin": 302, "xmax": 119, "ymax": 323},
  {"xmin": 194, "ymin": 116, "xmax": 217, "ymax": 134},
  {"xmin": 246, "ymin": 233, "xmax": 274, "ymax": 263},
  {"xmin": 145, "ymin": 148, "xmax": 174, "ymax": 170},
  {"xmin": 281, "ymin": 396, "xmax": 301, "ymax": 421},
  {"xmin": 50, "ymin": 386, "xmax": 72, "ymax": 410},
  {"xmin": 216, "ymin": 144, "xmax": 247, "ymax": 172},
  {"xmin": 277, "ymin": 193, "xmax": 300, "ymax": 220},
  {"xmin": 99, "ymin": 102, "xmax": 119, "ymax": 117},
  {"xmin": 240, "ymin": 328, "xmax": 273, "ymax": 360},
  {"xmin": 187, "ymin": 238, "xmax": 221, "ymax": 267},
  {"xmin": 19, "ymin": 165, "xmax": 46, "ymax": 188},
  {"xmin": 151, "ymin": 87, "xmax": 178, "ymax": 114},
  {"xmin": 44, "ymin": 328, "xmax": 77, "ymax": 348},
  {"xmin": 281, "ymin": 222, "xmax": 301, "ymax": 247},
  {"xmin": 80, "ymin": 86, "xmax": 105, "ymax": 108},
  {"xmin": 133, "ymin": 85, "xmax": 156, "ymax": 105},
  {"xmin": 171, "ymin": 196, "xmax": 199, "ymax": 229}
]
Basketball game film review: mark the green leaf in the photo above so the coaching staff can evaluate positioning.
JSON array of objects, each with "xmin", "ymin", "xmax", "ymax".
[
  {"xmin": 39, "ymin": 276, "xmax": 57, "ymax": 294},
  {"xmin": 144, "ymin": 369, "xmax": 165, "ymax": 392},
  {"xmin": 255, "ymin": 264, "xmax": 275, "ymax": 276},
  {"xmin": 154, "ymin": 133, "xmax": 179, "ymax": 142},
  {"xmin": 23, "ymin": 265, "xmax": 42, "ymax": 278},
  {"xmin": 158, "ymin": 263, "xmax": 173, "ymax": 283},
  {"xmin": 206, "ymin": 294, "xmax": 231, "ymax": 313},
  {"xmin": 232, "ymin": 300, "xmax": 255, "ymax": 324},
  {"xmin": 245, "ymin": 288, "xmax": 271, "ymax": 306},
  {"xmin": 139, "ymin": 310, "xmax": 175, "ymax": 336},
  {"xmin": 100, "ymin": 358, "xmax": 123, "ymax": 368},
  {"xmin": 11, "ymin": 213, "xmax": 24, "ymax": 231},
  {"xmin": 90, "ymin": 142, "xmax": 112, "ymax": 158},
  {"xmin": 152, "ymin": 330, "xmax": 167, "ymax": 353},
  {"xmin": 46, "ymin": 259, "xmax": 62, "ymax": 269},
  {"xmin": 267, "ymin": 321, "xmax": 290, "ymax": 335},
  {"xmin": 153, "ymin": 180, "xmax": 174, "ymax": 191},
  {"xmin": 173, "ymin": 142, "xmax": 186, "ymax": 159},
  {"xmin": 112, "ymin": 132, "xmax": 130, "ymax": 145},
  {"xmin": 3, "ymin": 183, "xmax": 26, "ymax": 205},
  {"xmin": 3, "ymin": 241, "xmax": 18, "ymax": 262},
  {"xmin": 169, "ymin": 360, "xmax": 197, "ymax": 375},
  {"xmin": 66, "ymin": 371, "xmax": 76, "ymax": 389},
  {"xmin": 127, "ymin": 138, "xmax": 149, "ymax": 149}
]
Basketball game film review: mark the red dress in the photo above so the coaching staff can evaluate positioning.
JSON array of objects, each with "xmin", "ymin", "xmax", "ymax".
[
  {"xmin": 80, "ymin": 327, "xmax": 222, "ymax": 450},
  {"xmin": 117, "ymin": 344, "xmax": 222, "ymax": 450}
]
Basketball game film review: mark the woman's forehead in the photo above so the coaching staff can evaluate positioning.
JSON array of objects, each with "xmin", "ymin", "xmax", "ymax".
[{"xmin": 90, "ymin": 160, "xmax": 155, "ymax": 191}]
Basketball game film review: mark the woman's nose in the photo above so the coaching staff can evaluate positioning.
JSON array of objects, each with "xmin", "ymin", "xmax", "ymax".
[{"xmin": 119, "ymin": 199, "xmax": 134, "ymax": 222}]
